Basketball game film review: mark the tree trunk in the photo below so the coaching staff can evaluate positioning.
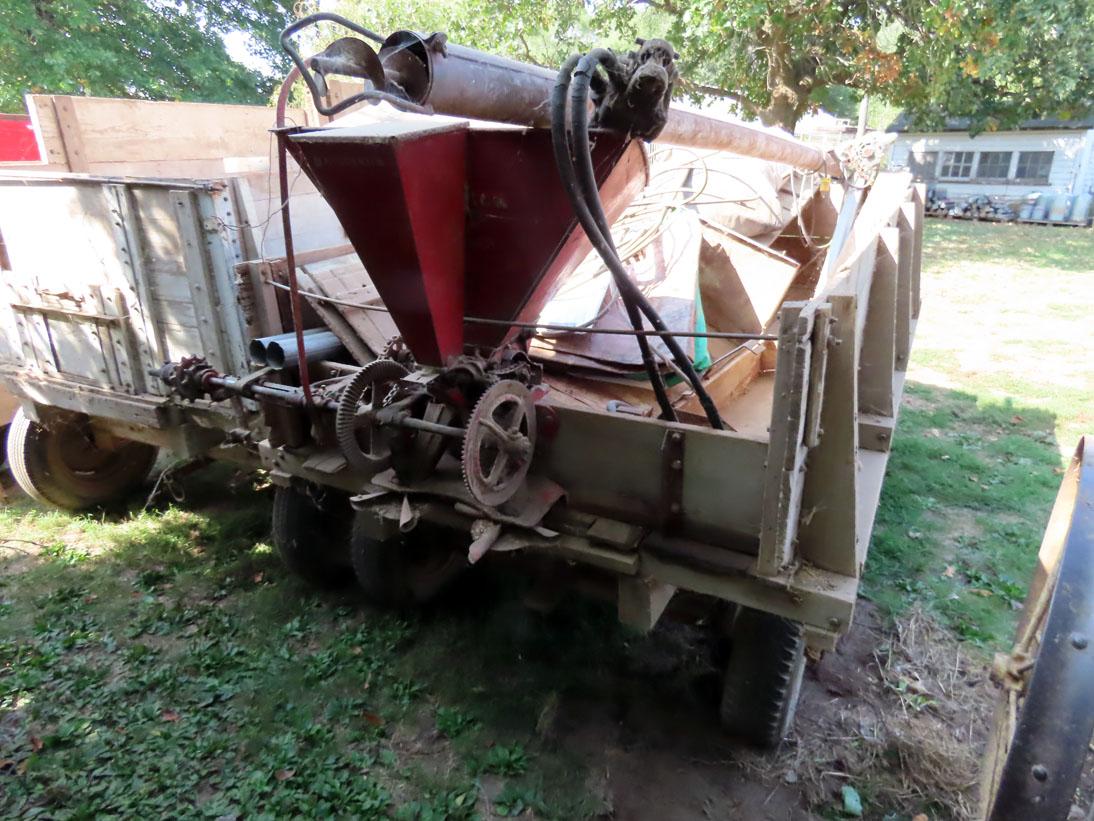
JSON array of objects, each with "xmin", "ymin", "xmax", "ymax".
[{"xmin": 757, "ymin": 22, "xmax": 815, "ymax": 131}]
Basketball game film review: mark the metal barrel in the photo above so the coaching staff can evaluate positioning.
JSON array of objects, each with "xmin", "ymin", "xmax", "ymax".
[
  {"xmin": 379, "ymin": 30, "xmax": 839, "ymax": 175},
  {"xmin": 266, "ymin": 330, "xmax": 345, "ymax": 370},
  {"xmin": 249, "ymin": 327, "xmax": 328, "ymax": 365}
]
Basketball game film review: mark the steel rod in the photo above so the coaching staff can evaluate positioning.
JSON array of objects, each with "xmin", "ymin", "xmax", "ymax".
[
  {"xmin": 466, "ymin": 316, "xmax": 775, "ymax": 341},
  {"xmin": 263, "ymin": 281, "xmax": 774, "ymax": 340}
]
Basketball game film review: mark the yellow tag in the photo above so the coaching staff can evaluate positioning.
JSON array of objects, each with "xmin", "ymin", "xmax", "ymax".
[{"xmin": 819, "ymin": 176, "xmax": 831, "ymax": 192}]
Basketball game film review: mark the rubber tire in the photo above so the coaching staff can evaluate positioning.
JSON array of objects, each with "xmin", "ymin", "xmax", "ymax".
[
  {"xmin": 271, "ymin": 485, "xmax": 354, "ymax": 588},
  {"xmin": 719, "ymin": 607, "xmax": 807, "ymax": 748},
  {"xmin": 350, "ymin": 516, "xmax": 466, "ymax": 609},
  {"xmin": 6, "ymin": 408, "xmax": 158, "ymax": 511}
]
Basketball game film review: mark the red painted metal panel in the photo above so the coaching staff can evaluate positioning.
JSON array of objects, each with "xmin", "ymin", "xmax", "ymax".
[
  {"xmin": 287, "ymin": 122, "xmax": 467, "ymax": 366},
  {"xmin": 463, "ymin": 130, "xmax": 647, "ymax": 348},
  {"xmin": 0, "ymin": 116, "xmax": 39, "ymax": 163},
  {"xmin": 287, "ymin": 122, "xmax": 646, "ymax": 363}
]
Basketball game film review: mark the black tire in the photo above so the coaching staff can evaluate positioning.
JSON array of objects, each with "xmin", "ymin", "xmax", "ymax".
[
  {"xmin": 271, "ymin": 484, "xmax": 354, "ymax": 588},
  {"xmin": 719, "ymin": 607, "xmax": 807, "ymax": 748},
  {"xmin": 6, "ymin": 408, "xmax": 157, "ymax": 511},
  {"xmin": 350, "ymin": 515, "xmax": 466, "ymax": 609}
]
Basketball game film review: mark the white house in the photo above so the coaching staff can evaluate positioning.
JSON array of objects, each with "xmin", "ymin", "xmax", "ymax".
[{"xmin": 886, "ymin": 116, "xmax": 1094, "ymax": 209}]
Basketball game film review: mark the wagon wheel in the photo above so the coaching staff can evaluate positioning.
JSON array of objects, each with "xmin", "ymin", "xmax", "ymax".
[
  {"xmin": 335, "ymin": 359, "xmax": 409, "ymax": 475},
  {"xmin": 979, "ymin": 435, "xmax": 1094, "ymax": 820},
  {"xmin": 350, "ymin": 516, "xmax": 467, "ymax": 609},
  {"xmin": 6, "ymin": 408, "xmax": 158, "ymax": 511},
  {"xmin": 461, "ymin": 380, "xmax": 536, "ymax": 508},
  {"xmin": 719, "ymin": 606, "xmax": 807, "ymax": 749},
  {"xmin": 271, "ymin": 483, "xmax": 354, "ymax": 588}
]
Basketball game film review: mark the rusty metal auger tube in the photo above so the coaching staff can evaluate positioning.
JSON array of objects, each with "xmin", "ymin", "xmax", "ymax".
[{"xmin": 282, "ymin": 16, "xmax": 841, "ymax": 176}]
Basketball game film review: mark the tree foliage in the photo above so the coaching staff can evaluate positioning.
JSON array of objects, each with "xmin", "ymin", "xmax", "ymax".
[
  {"xmin": 335, "ymin": 0, "xmax": 1093, "ymax": 131},
  {"xmin": 0, "ymin": 1, "xmax": 296, "ymax": 112}
]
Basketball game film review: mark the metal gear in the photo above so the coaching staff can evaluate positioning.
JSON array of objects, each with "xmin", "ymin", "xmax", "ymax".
[
  {"xmin": 461, "ymin": 380, "xmax": 536, "ymax": 508},
  {"xmin": 335, "ymin": 359, "xmax": 409, "ymax": 474}
]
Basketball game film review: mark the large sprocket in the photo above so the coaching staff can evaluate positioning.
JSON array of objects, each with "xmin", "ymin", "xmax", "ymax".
[
  {"xmin": 461, "ymin": 380, "xmax": 536, "ymax": 508},
  {"xmin": 335, "ymin": 359, "xmax": 409, "ymax": 474}
]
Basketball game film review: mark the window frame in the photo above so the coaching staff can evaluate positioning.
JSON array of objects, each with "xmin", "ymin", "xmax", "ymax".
[
  {"xmin": 939, "ymin": 150, "xmax": 976, "ymax": 180},
  {"xmin": 1014, "ymin": 151, "xmax": 1054, "ymax": 183},
  {"xmin": 908, "ymin": 151, "xmax": 939, "ymax": 181},
  {"xmin": 975, "ymin": 151, "xmax": 1013, "ymax": 180}
]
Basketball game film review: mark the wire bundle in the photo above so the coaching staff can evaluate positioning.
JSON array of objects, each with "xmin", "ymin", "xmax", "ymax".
[{"xmin": 551, "ymin": 51, "xmax": 725, "ymax": 430}]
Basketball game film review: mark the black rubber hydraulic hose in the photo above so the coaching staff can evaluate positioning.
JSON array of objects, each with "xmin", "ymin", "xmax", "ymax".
[
  {"xmin": 566, "ymin": 51, "xmax": 725, "ymax": 430},
  {"xmin": 550, "ymin": 55, "xmax": 678, "ymax": 424}
]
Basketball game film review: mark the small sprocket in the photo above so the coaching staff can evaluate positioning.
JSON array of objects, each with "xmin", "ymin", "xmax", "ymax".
[{"xmin": 461, "ymin": 380, "xmax": 536, "ymax": 508}]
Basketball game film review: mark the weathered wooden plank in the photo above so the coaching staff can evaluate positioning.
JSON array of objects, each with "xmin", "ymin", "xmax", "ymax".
[
  {"xmin": 910, "ymin": 184, "xmax": 925, "ymax": 319},
  {"xmin": 756, "ymin": 302, "xmax": 814, "ymax": 576},
  {"xmin": 859, "ymin": 226, "xmax": 899, "ymax": 416},
  {"xmin": 32, "ymin": 95, "xmax": 307, "ymax": 166},
  {"xmin": 859, "ymin": 413, "xmax": 895, "ymax": 453},
  {"xmin": 796, "ymin": 293, "xmax": 859, "ymax": 576},
  {"xmin": 895, "ymin": 202, "xmax": 916, "ymax": 371},
  {"xmin": 199, "ymin": 187, "xmax": 250, "ymax": 375},
  {"xmin": 104, "ymin": 185, "xmax": 163, "ymax": 381},
  {"xmin": 803, "ymin": 303, "xmax": 831, "ymax": 449},
  {"xmin": 537, "ymin": 405, "xmax": 769, "ymax": 546},
  {"xmin": 50, "ymin": 97, "xmax": 90, "ymax": 173},
  {"xmin": 639, "ymin": 546, "xmax": 858, "ymax": 634},
  {"xmin": 617, "ymin": 577, "xmax": 676, "ymax": 632},
  {"xmin": 23, "ymin": 95, "xmax": 67, "ymax": 169},
  {"xmin": 678, "ymin": 341, "xmax": 766, "ymax": 418},
  {"xmin": 173, "ymin": 191, "xmax": 229, "ymax": 370},
  {"xmin": 830, "ymin": 171, "xmax": 914, "ymax": 276}
]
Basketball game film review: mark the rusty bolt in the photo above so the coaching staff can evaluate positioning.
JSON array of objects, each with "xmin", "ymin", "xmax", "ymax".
[
  {"xmin": 828, "ymin": 617, "xmax": 841, "ymax": 629},
  {"xmin": 671, "ymin": 459, "xmax": 682, "ymax": 470}
]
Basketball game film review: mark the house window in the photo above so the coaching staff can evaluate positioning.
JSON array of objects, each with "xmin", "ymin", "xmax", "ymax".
[
  {"xmin": 976, "ymin": 151, "xmax": 1012, "ymax": 179},
  {"xmin": 908, "ymin": 151, "xmax": 938, "ymax": 181},
  {"xmin": 939, "ymin": 151, "xmax": 975, "ymax": 179},
  {"xmin": 1015, "ymin": 151, "xmax": 1053, "ymax": 182}
]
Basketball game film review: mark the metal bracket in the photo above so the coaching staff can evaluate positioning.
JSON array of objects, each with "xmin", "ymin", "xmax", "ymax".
[{"xmin": 660, "ymin": 429, "xmax": 685, "ymax": 532}]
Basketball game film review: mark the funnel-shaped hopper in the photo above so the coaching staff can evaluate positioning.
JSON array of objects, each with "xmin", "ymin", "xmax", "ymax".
[{"xmin": 286, "ymin": 121, "xmax": 647, "ymax": 365}]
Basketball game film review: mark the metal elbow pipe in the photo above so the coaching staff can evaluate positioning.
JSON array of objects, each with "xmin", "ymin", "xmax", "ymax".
[{"xmin": 282, "ymin": 16, "xmax": 841, "ymax": 176}]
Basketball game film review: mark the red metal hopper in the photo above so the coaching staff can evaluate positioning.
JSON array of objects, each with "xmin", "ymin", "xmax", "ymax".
[{"xmin": 285, "ymin": 121, "xmax": 647, "ymax": 366}]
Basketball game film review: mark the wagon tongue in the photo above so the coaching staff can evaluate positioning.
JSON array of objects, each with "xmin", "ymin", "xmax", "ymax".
[{"xmin": 283, "ymin": 120, "xmax": 644, "ymax": 366}]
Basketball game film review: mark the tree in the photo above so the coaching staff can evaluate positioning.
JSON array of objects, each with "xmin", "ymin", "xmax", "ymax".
[
  {"xmin": 0, "ymin": 1, "xmax": 296, "ymax": 112},
  {"xmin": 334, "ymin": 0, "xmax": 1092, "ymax": 131}
]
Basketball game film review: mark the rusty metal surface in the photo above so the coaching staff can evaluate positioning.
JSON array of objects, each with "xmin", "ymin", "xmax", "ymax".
[
  {"xmin": 660, "ymin": 429, "xmax": 685, "ymax": 532},
  {"xmin": 282, "ymin": 16, "xmax": 838, "ymax": 175},
  {"xmin": 658, "ymin": 108, "xmax": 840, "ymax": 175}
]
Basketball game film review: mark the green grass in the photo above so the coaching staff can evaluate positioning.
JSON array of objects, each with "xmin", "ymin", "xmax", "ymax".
[
  {"xmin": 0, "ymin": 469, "xmax": 642, "ymax": 818},
  {"xmin": 862, "ymin": 220, "xmax": 1094, "ymax": 645}
]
